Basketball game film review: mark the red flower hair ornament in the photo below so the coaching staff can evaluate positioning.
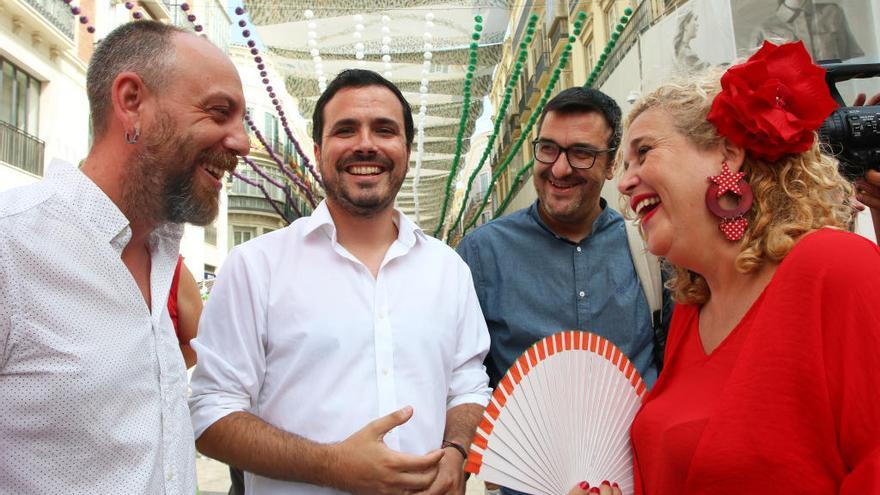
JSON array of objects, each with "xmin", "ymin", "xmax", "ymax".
[{"xmin": 706, "ymin": 41, "xmax": 837, "ymax": 162}]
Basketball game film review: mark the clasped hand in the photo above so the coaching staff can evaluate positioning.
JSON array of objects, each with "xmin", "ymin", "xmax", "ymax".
[{"xmin": 330, "ymin": 406, "xmax": 465, "ymax": 495}]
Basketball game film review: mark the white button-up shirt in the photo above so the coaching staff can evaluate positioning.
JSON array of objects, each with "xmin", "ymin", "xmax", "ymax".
[
  {"xmin": 0, "ymin": 160, "xmax": 196, "ymax": 494},
  {"xmin": 189, "ymin": 200, "xmax": 491, "ymax": 495}
]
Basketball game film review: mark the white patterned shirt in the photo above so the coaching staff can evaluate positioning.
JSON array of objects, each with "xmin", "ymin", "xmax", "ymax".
[
  {"xmin": 0, "ymin": 160, "xmax": 196, "ymax": 494},
  {"xmin": 189, "ymin": 200, "xmax": 491, "ymax": 495}
]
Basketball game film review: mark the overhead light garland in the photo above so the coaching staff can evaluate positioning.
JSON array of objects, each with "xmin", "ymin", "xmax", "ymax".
[
  {"xmin": 412, "ymin": 11, "xmax": 434, "ymax": 226},
  {"xmin": 484, "ymin": 10, "xmax": 635, "ymax": 226},
  {"xmin": 303, "ymin": 9, "xmax": 327, "ymax": 93},
  {"xmin": 585, "ymin": 7, "xmax": 633, "ymax": 87},
  {"xmin": 431, "ymin": 14, "xmax": 483, "ymax": 238},
  {"xmin": 240, "ymin": 155, "xmax": 304, "ymax": 219},
  {"xmin": 180, "ymin": 3, "xmax": 316, "ymax": 213},
  {"xmin": 243, "ymin": 112, "xmax": 318, "ymax": 208},
  {"xmin": 445, "ymin": 13, "xmax": 541, "ymax": 240},
  {"xmin": 56, "ymin": 0, "xmax": 97, "ymax": 33},
  {"xmin": 233, "ymin": 6, "xmax": 323, "ymax": 189},
  {"xmin": 178, "ymin": 2, "xmax": 203, "ymax": 32},
  {"xmin": 353, "ymin": 13, "xmax": 366, "ymax": 66},
  {"xmin": 381, "ymin": 14, "xmax": 393, "ymax": 78},
  {"xmin": 461, "ymin": 11, "xmax": 590, "ymax": 237},
  {"xmin": 231, "ymin": 170, "xmax": 293, "ymax": 223}
]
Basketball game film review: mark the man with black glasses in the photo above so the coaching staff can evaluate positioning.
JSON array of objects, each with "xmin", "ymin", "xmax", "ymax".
[{"xmin": 457, "ymin": 88, "xmax": 671, "ymax": 493}]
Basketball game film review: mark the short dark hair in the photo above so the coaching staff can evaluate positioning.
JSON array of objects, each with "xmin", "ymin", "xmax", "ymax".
[
  {"xmin": 312, "ymin": 69, "xmax": 414, "ymax": 147},
  {"xmin": 86, "ymin": 20, "xmax": 187, "ymax": 137},
  {"xmin": 537, "ymin": 87, "xmax": 622, "ymax": 154}
]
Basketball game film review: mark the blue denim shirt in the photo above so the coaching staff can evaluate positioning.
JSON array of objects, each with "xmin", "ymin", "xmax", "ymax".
[{"xmin": 457, "ymin": 200, "xmax": 660, "ymax": 390}]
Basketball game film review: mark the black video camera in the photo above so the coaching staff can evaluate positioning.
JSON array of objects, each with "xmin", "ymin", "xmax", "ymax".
[{"xmin": 817, "ymin": 62, "xmax": 880, "ymax": 181}]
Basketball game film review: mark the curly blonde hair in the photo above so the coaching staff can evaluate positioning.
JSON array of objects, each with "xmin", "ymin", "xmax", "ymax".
[{"xmin": 622, "ymin": 72, "xmax": 855, "ymax": 305}]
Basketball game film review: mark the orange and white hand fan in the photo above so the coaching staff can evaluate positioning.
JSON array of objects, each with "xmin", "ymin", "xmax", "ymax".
[{"xmin": 465, "ymin": 331, "xmax": 647, "ymax": 495}]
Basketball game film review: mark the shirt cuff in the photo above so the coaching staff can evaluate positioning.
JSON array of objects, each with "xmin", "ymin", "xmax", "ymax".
[
  {"xmin": 189, "ymin": 394, "xmax": 251, "ymax": 439},
  {"xmin": 447, "ymin": 391, "xmax": 490, "ymax": 410}
]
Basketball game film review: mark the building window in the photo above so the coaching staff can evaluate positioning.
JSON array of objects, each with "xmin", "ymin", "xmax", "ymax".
[
  {"xmin": 204, "ymin": 223, "xmax": 217, "ymax": 246},
  {"xmin": 1, "ymin": 57, "xmax": 40, "ymax": 135},
  {"xmin": 204, "ymin": 264, "xmax": 216, "ymax": 280},
  {"xmin": 585, "ymin": 37, "xmax": 596, "ymax": 71},
  {"xmin": 605, "ymin": 3, "xmax": 621, "ymax": 41},
  {"xmin": 233, "ymin": 226, "xmax": 256, "ymax": 246},
  {"xmin": 232, "ymin": 168, "xmax": 285, "ymax": 201},
  {"xmin": 264, "ymin": 112, "xmax": 280, "ymax": 153}
]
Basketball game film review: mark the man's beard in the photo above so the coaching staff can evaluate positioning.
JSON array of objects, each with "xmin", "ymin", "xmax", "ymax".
[
  {"xmin": 323, "ymin": 152, "xmax": 405, "ymax": 218},
  {"xmin": 122, "ymin": 113, "xmax": 238, "ymax": 226}
]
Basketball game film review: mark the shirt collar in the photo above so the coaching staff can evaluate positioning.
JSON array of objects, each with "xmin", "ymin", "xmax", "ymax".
[
  {"xmin": 527, "ymin": 198, "xmax": 613, "ymax": 243},
  {"xmin": 303, "ymin": 199, "xmax": 425, "ymax": 248},
  {"xmin": 46, "ymin": 159, "xmax": 183, "ymax": 253}
]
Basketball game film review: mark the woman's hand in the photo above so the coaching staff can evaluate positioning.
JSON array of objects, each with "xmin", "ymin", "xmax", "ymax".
[{"xmin": 567, "ymin": 480, "xmax": 622, "ymax": 495}]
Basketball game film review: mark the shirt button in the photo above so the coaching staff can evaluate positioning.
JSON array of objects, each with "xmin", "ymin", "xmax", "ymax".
[
  {"xmin": 167, "ymin": 472, "xmax": 174, "ymax": 481},
  {"xmin": 382, "ymin": 368, "xmax": 390, "ymax": 376},
  {"xmin": 576, "ymin": 246, "xmax": 582, "ymax": 252},
  {"xmin": 579, "ymin": 291, "xmax": 586, "ymax": 298}
]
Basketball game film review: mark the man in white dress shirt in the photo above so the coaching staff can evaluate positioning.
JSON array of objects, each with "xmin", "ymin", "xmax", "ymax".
[
  {"xmin": 189, "ymin": 69, "xmax": 492, "ymax": 495},
  {"xmin": 0, "ymin": 21, "xmax": 248, "ymax": 494}
]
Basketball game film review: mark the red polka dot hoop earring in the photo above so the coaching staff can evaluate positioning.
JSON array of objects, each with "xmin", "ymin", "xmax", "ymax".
[{"xmin": 706, "ymin": 163, "xmax": 753, "ymax": 241}]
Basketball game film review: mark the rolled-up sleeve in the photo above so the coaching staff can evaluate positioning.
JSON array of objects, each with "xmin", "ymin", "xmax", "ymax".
[
  {"xmin": 446, "ymin": 260, "xmax": 491, "ymax": 409},
  {"xmin": 189, "ymin": 247, "xmax": 267, "ymax": 439}
]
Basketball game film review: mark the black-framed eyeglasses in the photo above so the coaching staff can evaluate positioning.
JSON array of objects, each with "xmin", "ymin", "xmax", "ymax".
[{"xmin": 532, "ymin": 139, "xmax": 616, "ymax": 170}]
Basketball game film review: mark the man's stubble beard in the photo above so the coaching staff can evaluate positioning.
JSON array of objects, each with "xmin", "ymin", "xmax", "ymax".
[
  {"xmin": 322, "ymin": 153, "xmax": 406, "ymax": 218},
  {"xmin": 122, "ymin": 112, "xmax": 237, "ymax": 226}
]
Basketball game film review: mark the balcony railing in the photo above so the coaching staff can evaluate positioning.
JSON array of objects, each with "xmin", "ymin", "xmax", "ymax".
[
  {"xmin": 549, "ymin": 20, "xmax": 569, "ymax": 52},
  {"xmin": 23, "ymin": 0, "xmax": 74, "ymax": 41},
  {"xmin": 530, "ymin": 52, "xmax": 547, "ymax": 89},
  {"xmin": 0, "ymin": 120, "xmax": 45, "ymax": 177},
  {"xmin": 228, "ymin": 194, "xmax": 286, "ymax": 217}
]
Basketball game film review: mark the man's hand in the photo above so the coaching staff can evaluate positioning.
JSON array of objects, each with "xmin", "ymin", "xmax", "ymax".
[
  {"xmin": 413, "ymin": 445, "xmax": 466, "ymax": 495},
  {"xmin": 331, "ymin": 406, "xmax": 445, "ymax": 495}
]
